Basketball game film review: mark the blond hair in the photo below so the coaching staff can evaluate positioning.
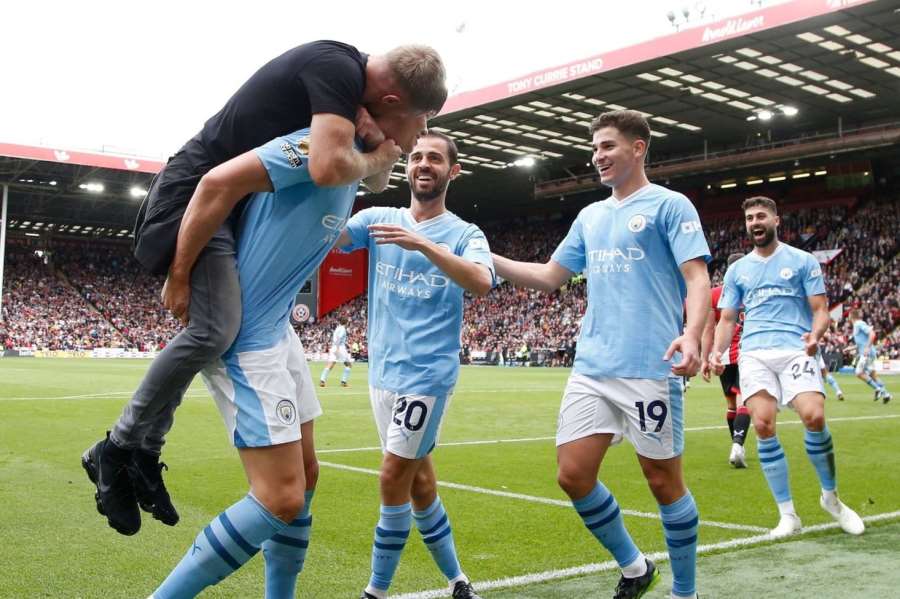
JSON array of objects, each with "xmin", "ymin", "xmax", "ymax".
[{"xmin": 385, "ymin": 45, "xmax": 448, "ymax": 114}]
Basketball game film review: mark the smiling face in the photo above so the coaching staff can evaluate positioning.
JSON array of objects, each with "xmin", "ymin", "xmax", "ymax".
[
  {"xmin": 590, "ymin": 126, "xmax": 647, "ymax": 190},
  {"xmin": 405, "ymin": 134, "xmax": 460, "ymax": 202},
  {"xmin": 744, "ymin": 204, "xmax": 780, "ymax": 248}
]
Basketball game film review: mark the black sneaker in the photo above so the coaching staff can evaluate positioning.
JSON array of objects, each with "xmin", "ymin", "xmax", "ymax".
[
  {"xmin": 359, "ymin": 592, "xmax": 378, "ymax": 599},
  {"xmin": 81, "ymin": 433, "xmax": 141, "ymax": 535},
  {"xmin": 452, "ymin": 580, "xmax": 483, "ymax": 599},
  {"xmin": 130, "ymin": 449, "xmax": 179, "ymax": 526},
  {"xmin": 613, "ymin": 559, "xmax": 660, "ymax": 599}
]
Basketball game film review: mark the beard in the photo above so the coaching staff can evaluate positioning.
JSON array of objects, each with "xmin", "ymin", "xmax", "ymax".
[
  {"xmin": 411, "ymin": 174, "xmax": 449, "ymax": 202},
  {"xmin": 750, "ymin": 226, "xmax": 776, "ymax": 247}
]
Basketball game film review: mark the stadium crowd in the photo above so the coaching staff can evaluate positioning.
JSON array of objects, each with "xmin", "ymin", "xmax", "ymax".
[
  {"xmin": 1, "ymin": 195, "xmax": 898, "ymax": 363},
  {"xmin": 0, "ymin": 242, "xmax": 126, "ymax": 351}
]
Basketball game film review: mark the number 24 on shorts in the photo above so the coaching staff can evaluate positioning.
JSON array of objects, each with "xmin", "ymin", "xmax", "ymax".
[{"xmin": 791, "ymin": 359, "xmax": 816, "ymax": 380}]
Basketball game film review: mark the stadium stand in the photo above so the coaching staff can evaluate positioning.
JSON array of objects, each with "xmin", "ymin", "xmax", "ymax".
[{"xmin": 1, "ymin": 192, "xmax": 897, "ymax": 364}]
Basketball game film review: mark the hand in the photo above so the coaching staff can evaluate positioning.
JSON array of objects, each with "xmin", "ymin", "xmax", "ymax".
[
  {"xmin": 368, "ymin": 224, "xmax": 428, "ymax": 251},
  {"xmin": 709, "ymin": 351, "xmax": 725, "ymax": 376},
  {"xmin": 664, "ymin": 334, "xmax": 701, "ymax": 377},
  {"xmin": 370, "ymin": 138, "xmax": 402, "ymax": 170},
  {"xmin": 162, "ymin": 274, "xmax": 191, "ymax": 326},
  {"xmin": 355, "ymin": 106, "xmax": 385, "ymax": 150},
  {"xmin": 801, "ymin": 332, "xmax": 819, "ymax": 357},
  {"xmin": 700, "ymin": 359, "xmax": 711, "ymax": 382}
]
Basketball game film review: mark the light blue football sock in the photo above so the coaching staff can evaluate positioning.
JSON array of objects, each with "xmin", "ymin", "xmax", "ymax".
[
  {"xmin": 572, "ymin": 482, "xmax": 641, "ymax": 569},
  {"xmin": 341, "ymin": 367, "xmax": 351, "ymax": 384},
  {"xmin": 154, "ymin": 494, "xmax": 285, "ymax": 599},
  {"xmin": 413, "ymin": 496, "xmax": 463, "ymax": 582},
  {"xmin": 805, "ymin": 428, "xmax": 836, "ymax": 492},
  {"xmin": 319, "ymin": 367, "xmax": 331, "ymax": 383},
  {"xmin": 865, "ymin": 377, "xmax": 881, "ymax": 390},
  {"xmin": 660, "ymin": 491, "xmax": 699, "ymax": 598},
  {"xmin": 367, "ymin": 503, "xmax": 412, "ymax": 594},
  {"xmin": 262, "ymin": 489, "xmax": 314, "ymax": 599},
  {"xmin": 758, "ymin": 436, "xmax": 792, "ymax": 504},
  {"xmin": 825, "ymin": 374, "xmax": 843, "ymax": 396}
]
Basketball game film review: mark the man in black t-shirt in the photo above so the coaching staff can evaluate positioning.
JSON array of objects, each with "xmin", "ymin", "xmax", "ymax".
[{"xmin": 82, "ymin": 42, "xmax": 447, "ymax": 537}]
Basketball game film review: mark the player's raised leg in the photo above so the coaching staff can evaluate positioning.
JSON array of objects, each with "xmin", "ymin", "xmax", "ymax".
[
  {"xmin": 152, "ymin": 440, "xmax": 306, "ymax": 598},
  {"xmin": 746, "ymin": 388, "xmax": 799, "ymax": 537},
  {"xmin": 792, "ymin": 392, "xmax": 864, "ymax": 535},
  {"xmin": 558, "ymin": 434, "xmax": 658, "ymax": 599},
  {"xmin": 410, "ymin": 458, "xmax": 479, "ymax": 598}
]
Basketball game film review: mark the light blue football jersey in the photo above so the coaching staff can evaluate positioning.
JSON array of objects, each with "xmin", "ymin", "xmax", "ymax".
[
  {"xmin": 332, "ymin": 324, "xmax": 348, "ymax": 347},
  {"xmin": 852, "ymin": 319, "xmax": 875, "ymax": 357},
  {"xmin": 550, "ymin": 183, "xmax": 710, "ymax": 380},
  {"xmin": 343, "ymin": 207, "xmax": 495, "ymax": 396},
  {"xmin": 719, "ymin": 243, "xmax": 825, "ymax": 352},
  {"xmin": 227, "ymin": 128, "xmax": 358, "ymax": 355}
]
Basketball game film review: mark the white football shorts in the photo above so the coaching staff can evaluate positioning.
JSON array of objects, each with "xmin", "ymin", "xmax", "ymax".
[
  {"xmin": 556, "ymin": 373, "xmax": 685, "ymax": 460},
  {"xmin": 855, "ymin": 352, "xmax": 876, "ymax": 375},
  {"xmin": 202, "ymin": 328, "xmax": 321, "ymax": 448},
  {"xmin": 369, "ymin": 387, "xmax": 452, "ymax": 460},
  {"xmin": 329, "ymin": 345, "xmax": 352, "ymax": 364},
  {"xmin": 739, "ymin": 349, "xmax": 825, "ymax": 407}
]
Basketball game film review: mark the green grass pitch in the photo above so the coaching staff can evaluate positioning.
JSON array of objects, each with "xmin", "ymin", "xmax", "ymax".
[{"xmin": 1, "ymin": 358, "xmax": 899, "ymax": 598}]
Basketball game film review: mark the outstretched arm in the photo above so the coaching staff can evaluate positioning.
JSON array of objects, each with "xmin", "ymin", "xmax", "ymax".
[{"xmin": 491, "ymin": 253, "xmax": 573, "ymax": 293}]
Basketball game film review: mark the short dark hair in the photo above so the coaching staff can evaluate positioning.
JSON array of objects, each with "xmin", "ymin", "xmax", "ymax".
[
  {"xmin": 385, "ymin": 45, "xmax": 448, "ymax": 115},
  {"xmin": 588, "ymin": 109, "xmax": 652, "ymax": 147},
  {"xmin": 741, "ymin": 195, "xmax": 778, "ymax": 213},
  {"xmin": 418, "ymin": 131, "xmax": 458, "ymax": 165},
  {"xmin": 727, "ymin": 252, "xmax": 745, "ymax": 266}
]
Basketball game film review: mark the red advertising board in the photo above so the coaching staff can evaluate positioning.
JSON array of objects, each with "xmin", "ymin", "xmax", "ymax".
[{"xmin": 316, "ymin": 247, "xmax": 368, "ymax": 318}]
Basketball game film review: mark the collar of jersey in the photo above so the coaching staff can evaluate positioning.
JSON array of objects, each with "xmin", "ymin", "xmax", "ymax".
[
  {"xmin": 607, "ymin": 183, "xmax": 653, "ymax": 209},
  {"xmin": 402, "ymin": 207, "xmax": 454, "ymax": 230},
  {"xmin": 749, "ymin": 241, "xmax": 786, "ymax": 262}
]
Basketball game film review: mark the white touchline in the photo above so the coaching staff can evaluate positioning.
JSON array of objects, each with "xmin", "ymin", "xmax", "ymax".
[
  {"xmin": 391, "ymin": 510, "xmax": 900, "ymax": 599},
  {"xmin": 318, "ymin": 461, "xmax": 766, "ymax": 533},
  {"xmin": 317, "ymin": 414, "xmax": 900, "ymax": 454}
]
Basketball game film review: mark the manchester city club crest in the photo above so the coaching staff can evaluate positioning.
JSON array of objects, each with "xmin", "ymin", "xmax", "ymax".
[
  {"xmin": 780, "ymin": 267, "xmax": 794, "ymax": 279},
  {"xmin": 297, "ymin": 136, "xmax": 310, "ymax": 155},
  {"xmin": 628, "ymin": 214, "xmax": 647, "ymax": 233},
  {"xmin": 276, "ymin": 400, "xmax": 297, "ymax": 425}
]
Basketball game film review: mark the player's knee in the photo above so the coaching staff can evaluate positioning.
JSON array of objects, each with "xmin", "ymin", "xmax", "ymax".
[
  {"xmin": 557, "ymin": 465, "xmax": 592, "ymax": 499},
  {"xmin": 379, "ymin": 459, "xmax": 410, "ymax": 491},
  {"xmin": 258, "ymin": 483, "xmax": 306, "ymax": 523},
  {"xmin": 753, "ymin": 418, "xmax": 776, "ymax": 438},
  {"xmin": 801, "ymin": 411, "xmax": 825, "ymax": 432}
]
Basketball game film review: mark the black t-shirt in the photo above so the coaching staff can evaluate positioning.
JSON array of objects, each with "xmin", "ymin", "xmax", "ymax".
[{"xmin": 194, "ymin": 40, "xmax": 367, "ymax": 166}]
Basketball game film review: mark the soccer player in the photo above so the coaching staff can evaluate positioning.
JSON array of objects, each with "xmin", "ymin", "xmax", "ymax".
[
  {"xmin": 492, "ymin": 110, "xmax": 710, "ymax": 599},
  {"xmin": 148, "ymin": 111, "xmax": 426, "ymax": 598},
  {"xmin": 701, "ymin": 253, "xmax": 751, "ymax": 468},
  {"xmin": 337, "ymin": 132, "xmax": 492, "ymax": 599},
  {"xmin": 817, "ymin": 348, "xmax": 844, "ymax": 401},
  {"xmin": 82, "ymin": 42, "xmax": 446, "ymax": 536},
  {"xmin": 850, "ymin": 309, "xmax": 892, "ymax": 403},
  {"xmin": 320, "ymin": 316, "xmax": 353, "ymax": 387},
  {"xmin": 711, "ymin": 196, "xmax": 864, "ymax": 539}
]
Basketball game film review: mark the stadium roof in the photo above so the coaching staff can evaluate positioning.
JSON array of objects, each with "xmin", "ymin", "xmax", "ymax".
[{"xmin": 2, "ymin": 0, "xmax": 899, "ymax": 233}]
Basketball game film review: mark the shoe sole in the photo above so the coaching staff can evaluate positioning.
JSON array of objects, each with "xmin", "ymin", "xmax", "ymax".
[
  {"xmin": 80, "ymin": 449, "xmax": 106, "ymax": 517},
  {"xmin": 81, "ymin": 445, "xmax": 140, "ymax": 536},
  {"xmin": 639, "ymin": 568, "xmax": 661, "ymax": 597},
  {"xmin": 130, "ymin": 469, "xmax": 180, "ymax": 526}
]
